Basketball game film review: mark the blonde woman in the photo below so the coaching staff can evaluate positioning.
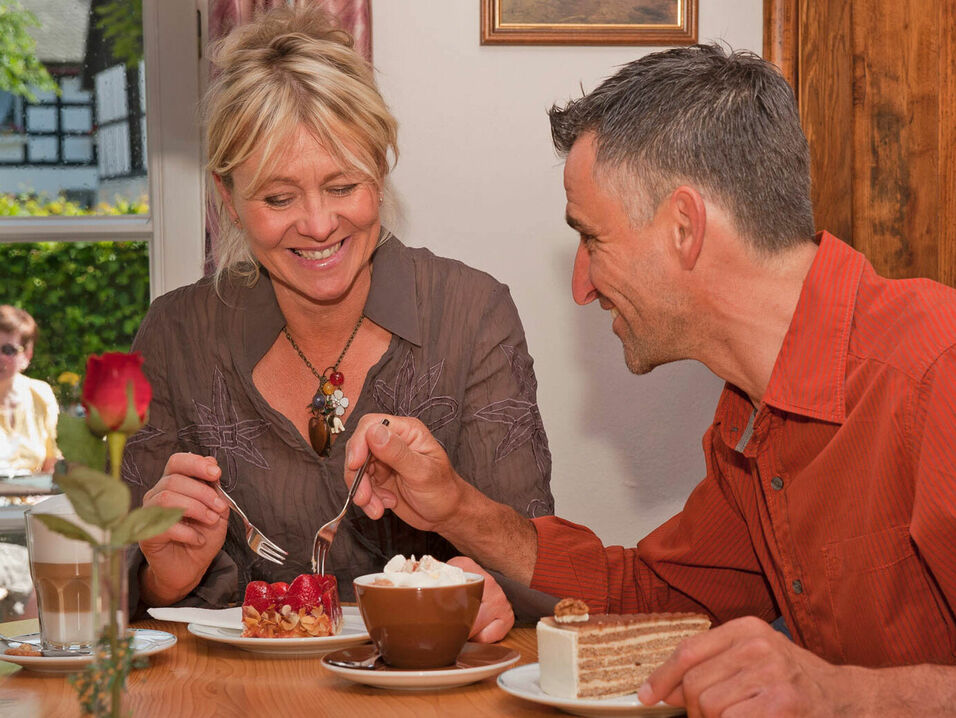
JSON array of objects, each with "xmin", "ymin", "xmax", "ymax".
[{"xmin": 123, "ymin": 5, "xmax": 553, "ymax": 622}]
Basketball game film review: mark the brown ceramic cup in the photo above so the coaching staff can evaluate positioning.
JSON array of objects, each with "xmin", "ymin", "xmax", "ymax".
[{"xmin": 353, "ymin": 572, "xmax": 484, "ymax": 669}]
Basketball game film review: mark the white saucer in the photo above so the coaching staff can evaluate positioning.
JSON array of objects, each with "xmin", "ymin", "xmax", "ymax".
[
  {"xmin": 497, "ymin": 663, "xmax": 685, "ymax": 717},
  {"xmin": 187, "ymin": 605, "xmax": 368, "ymax": 656},
  {"xmin": 0, "ymin": 629, "xmax": 177, "ymax": 674},
  {"xmin": 321, "ymin": 642, "xmax": 520, "ymax": 690}
]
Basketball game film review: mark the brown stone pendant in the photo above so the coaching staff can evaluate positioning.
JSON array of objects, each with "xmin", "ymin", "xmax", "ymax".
[{"xmin": 308, "ymin": 414, "xmax": 332, "ymax": 457}]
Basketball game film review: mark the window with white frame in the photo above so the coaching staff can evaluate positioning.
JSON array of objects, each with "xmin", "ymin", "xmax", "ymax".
[{"xmin": 0, "ymin": 0, "xmax": 203, "ymax": 399}]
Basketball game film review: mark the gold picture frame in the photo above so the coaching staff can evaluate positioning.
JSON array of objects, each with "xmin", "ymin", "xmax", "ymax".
[{"xmin": 480, "ymin": 0, "xmax": 698, "ymax": 46}]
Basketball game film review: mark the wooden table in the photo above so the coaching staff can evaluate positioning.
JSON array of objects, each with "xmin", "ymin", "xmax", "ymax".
[{"xmin": 0, "ymin": 620, "xmax": 562, "ymax": 716}]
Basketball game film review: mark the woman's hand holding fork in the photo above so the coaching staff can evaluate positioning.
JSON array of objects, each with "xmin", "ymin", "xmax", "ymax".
[{"xmin": 138, "ymin": 453, "xmax": 230, "ymax": 606}]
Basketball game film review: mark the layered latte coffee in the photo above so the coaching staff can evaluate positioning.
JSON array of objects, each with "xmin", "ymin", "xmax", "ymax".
[
  {"xmin": 30, "ymin": 561, "xmax": 95, "ymax": 647},
  {"xmin": 25, "ymin": 495, "xmax": 103, "ymax": 652}
]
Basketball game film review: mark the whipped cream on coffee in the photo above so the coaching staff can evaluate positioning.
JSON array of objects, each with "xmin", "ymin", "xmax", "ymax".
[{"xmin": 379, "ymin": 554, "xmax": 467, "ymax": 587}]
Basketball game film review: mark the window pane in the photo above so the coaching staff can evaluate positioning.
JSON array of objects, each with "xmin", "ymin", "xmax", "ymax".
[
  {"xmin": 61, "ymin": 107, "xmax": 93, "ymax": 133},
  {"xmin": 63, "ymin": 136, "xmax": 94, "ymax": 163},
  {"xmin": 25, "ymin": 106, "xmax": 56, "ymax": 132},
  {"xmin": 0, "ymin": 0, "xmax": 149, "ymax": 214},
  {"xmin": 27, "ymin": 136, "xmax": 58, "ymax": 162}
]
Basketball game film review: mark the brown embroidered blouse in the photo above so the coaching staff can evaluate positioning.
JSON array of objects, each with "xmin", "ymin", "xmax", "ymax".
[{"xmin": 123, "ymin": 235, "xmax": 554, "ymax": 609}]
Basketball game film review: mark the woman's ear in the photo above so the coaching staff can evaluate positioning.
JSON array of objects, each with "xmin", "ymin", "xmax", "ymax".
[
  {"xmin": 212, "ymin": 174, "xmax": 239, "ymax": 226},
  {"xmin": 669, "ymin": 186, "xmax": 706, "ymax": 271}
]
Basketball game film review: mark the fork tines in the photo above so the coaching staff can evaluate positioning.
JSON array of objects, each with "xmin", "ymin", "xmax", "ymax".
[{"xmin": 250, "ymin": 532, "xmax": 288, "ymax": 565}]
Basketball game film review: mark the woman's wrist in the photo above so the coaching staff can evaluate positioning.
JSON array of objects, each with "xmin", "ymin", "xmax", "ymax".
[{"xmin": 138, "ymin": 562, "xmax": 194, "ymax": 607}]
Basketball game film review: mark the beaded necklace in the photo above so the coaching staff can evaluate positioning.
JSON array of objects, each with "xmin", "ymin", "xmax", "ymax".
[{"xmin": 283, "ymin": 314, "xmax": 364, "ymax": 456}]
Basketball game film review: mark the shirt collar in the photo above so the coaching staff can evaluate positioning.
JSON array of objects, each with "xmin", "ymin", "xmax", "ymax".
[
  {"xmin": 363, "ymin": 233, "xmax": 421, "ymax": 347},
  {"xmin": 760, "ymin": 231, "xmax": 866, "ymax": 424},
  {"xmin": 237, "ymin": 231, "xmax": 422, "ymax": 369}
]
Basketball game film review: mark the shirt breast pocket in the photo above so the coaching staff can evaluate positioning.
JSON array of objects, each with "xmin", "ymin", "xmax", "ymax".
[{"xmin": 822, "ymin": 524, "xmax": 955, "ymax": 666}]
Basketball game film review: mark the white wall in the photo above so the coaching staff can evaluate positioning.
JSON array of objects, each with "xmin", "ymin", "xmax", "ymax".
[{"xmin": 372, "ymin": 1, "xmax": 763, "ymax": 547}]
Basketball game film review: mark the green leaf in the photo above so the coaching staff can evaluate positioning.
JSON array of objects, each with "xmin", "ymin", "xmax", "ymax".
[
  {"xmin": 53, "ymin": 466, "xmax": 130, "ymax": 530},
  {"xmin": 56, "ymin": 413, "xmax": 108, "ymax": 469},
  {"xmin": 110, "ymin": 505, "xmax": 182, "ymax": 546},
  {"xmin": 32, "ymin": 514, "xmax": 99, "ymax": 546}
]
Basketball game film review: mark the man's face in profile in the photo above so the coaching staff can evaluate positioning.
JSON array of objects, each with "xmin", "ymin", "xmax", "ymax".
[{"xmin": 564, "ymin": 135, "xmax": 688, "ymax": 375}]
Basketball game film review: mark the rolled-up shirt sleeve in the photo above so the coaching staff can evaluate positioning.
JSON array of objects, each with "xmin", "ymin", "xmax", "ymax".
[{"xmin": 530, "ymin": 445, "xmax": 777, "ymax": 624}]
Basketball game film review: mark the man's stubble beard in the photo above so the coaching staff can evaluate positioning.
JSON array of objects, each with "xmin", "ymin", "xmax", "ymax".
[{"xmin": 619, "ymin": 313, "xmax": 689, "ymax": 376}]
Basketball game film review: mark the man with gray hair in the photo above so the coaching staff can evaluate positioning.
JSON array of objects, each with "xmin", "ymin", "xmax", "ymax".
[{"xmin": 348, "ymin": 44, "xmax": 956, "ymax": 715}]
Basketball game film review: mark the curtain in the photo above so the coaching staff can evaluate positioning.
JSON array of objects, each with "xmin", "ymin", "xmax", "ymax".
[{"xmin": 208, "ymin": 0, "xmax": 371, "ymax": 60}]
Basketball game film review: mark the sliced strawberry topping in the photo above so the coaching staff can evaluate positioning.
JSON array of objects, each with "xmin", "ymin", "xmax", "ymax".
[
  {"xmin": 243, "ymin": 580, "xmax": 275, "ymax": 613},
  {"xmin": 317, "ymin": 574, "xmax": 341, "ymax": 626},
  {"xmin": 270, "ymin": 582, "xmax": 289, "ymax": 600},
  {"xmin": 314, "ymin": 574, "xmax": 336, "ymax": 593},
  {"xmin": 283, "ymin": 574, "xmax": 323, "ymax": 613}
]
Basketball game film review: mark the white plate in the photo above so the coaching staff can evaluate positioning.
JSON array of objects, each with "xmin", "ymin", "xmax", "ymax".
[
  {"xmin": 0, "ymin": 629, "xmax": 177, "ymax": 675},
  {"xmin": 321, "ymin": 642, "xmax": 520, "ymax": 690},
  {"xmin": 187, "ymin": 605, "xmax": 368, "ymax": 656},
  {"xmin": 497, "ymin": 663, "xmax": 685, "ymax": 717}
]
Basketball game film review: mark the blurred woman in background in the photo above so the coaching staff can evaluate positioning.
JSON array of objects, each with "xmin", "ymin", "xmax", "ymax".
[{"xmin": 0, "ymin": 305, "xmax": 57, "ymax": 475}]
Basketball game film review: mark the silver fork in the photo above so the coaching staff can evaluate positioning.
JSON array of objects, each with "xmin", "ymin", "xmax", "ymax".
[
  {"xmin": 311, "ymin": 418, "xmax": 388, "ymax": 574},
  {"xmin": 215, "ymin": 483, "xmax": 288, "ymax": 565}
]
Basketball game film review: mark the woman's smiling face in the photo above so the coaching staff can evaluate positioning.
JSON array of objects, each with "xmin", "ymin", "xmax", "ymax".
[{"xmin": 217, "ymin": 125, "xmax": 382, "ymax": 307}]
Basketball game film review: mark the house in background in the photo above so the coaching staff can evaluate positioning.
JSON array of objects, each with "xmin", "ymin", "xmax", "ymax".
[{"xmin": 0, "ymin": 0, "xmax": 147, "ymax": 208}]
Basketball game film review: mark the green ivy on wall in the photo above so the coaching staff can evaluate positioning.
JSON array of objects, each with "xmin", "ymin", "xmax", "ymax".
[{"xmin": 0, "ymin": 195, "xmax": 150, "ymax": 403}]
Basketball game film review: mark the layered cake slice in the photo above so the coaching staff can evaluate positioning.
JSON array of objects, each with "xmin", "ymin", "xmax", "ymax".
[
  {"xmin": 537, "ymin": 598, "xmax": 711, "ymax": 699},
  {"xmin": 241, "ymin": 573, "xmax": 343, "ymax": 638}
]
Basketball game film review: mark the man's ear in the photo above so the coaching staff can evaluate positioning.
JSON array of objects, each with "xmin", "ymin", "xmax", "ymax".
[
  {"xmin": 668, "ymin": 185, "xmax": 706, "ymax": 271},
  {"xmin": 212, "ymin": 174, "xmax": 239, "ymax": 225}
]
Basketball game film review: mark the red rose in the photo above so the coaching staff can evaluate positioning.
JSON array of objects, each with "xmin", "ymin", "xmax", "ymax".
[{"xmin": 81, "ymin": 352, "xmax": 152, "ymax": 436}]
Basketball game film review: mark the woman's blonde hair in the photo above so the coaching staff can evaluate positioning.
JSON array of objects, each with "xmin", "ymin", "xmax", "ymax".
[{"xmin": 204, "ymin": 4, "xmax": 398, "ymax": 286}]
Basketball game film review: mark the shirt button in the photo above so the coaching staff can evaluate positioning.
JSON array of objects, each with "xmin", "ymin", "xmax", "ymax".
[
  {"xmin": 771, "ymin": 476, "xmax": 784, "ymax": 491},
  {"xmin": 792, "ymin": 579, "xmax": 803, "ymax": 594}
]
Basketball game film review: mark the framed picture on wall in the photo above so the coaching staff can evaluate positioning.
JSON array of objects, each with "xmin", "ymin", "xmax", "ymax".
[{"xmin": 480, "ymin": 0, "xmax": 697, "ymax": 46}]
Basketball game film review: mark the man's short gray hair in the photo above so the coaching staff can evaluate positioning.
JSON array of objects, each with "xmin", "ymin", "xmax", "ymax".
[{"xmin": 549, "ymin": 44, "xmax": 815, "ymax": 251}]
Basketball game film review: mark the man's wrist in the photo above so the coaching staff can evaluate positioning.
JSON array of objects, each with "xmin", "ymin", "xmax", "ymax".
[{"xmin": 433, "ymin": 480, "xmax": 537, "ymax": 584}]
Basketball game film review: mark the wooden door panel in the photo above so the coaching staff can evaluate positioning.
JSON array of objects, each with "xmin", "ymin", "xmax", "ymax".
[
  {"xmin": 798, "ymin": 0, "xmax": 852, "ymax": 244},
  {"xmin": 764, "ymin": 0, "xmax": 956, "ymax": 286},
  {"xmin": 942, "ymin": 0, "xmax": 956, "ymax": 287},
  {"xmin": 851, "ymin": 0, "xmax": 939, "ymax": 280}
]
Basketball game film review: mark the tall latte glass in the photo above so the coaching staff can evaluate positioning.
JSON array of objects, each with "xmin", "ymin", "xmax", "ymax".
[{"xmin": 24, "ymin": 495, "xmax": 102, "ymax": 653}]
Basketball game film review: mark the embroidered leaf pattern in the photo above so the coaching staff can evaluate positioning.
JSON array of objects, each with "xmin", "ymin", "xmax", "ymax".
[
  {"xmin": 372, "ymin": 350, "xmax": 459, "ymax": 432},
  {"xmin": 474, "ymin": 344, "xmax": 551, "ymax": 477},
  {"xmin": 177, "ymin": 367, "xmax": 270, "ymax": 490},
  {"xmin": 121, "ymin": 424, "xmax": 164, "ymax": 487},
  {"xmin": 500, "ymin": 344, "xmax": 537, "ymax": 399}
]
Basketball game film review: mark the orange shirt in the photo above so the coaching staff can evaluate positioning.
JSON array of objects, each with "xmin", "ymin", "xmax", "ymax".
[{"xmin": 531, "ymin": 232, "xmax": 956, "ymax": 668}]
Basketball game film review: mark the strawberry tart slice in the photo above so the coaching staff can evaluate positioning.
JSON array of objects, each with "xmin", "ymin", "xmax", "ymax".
[{"xmin": 241, "ymin": 574, "xmax": 343, "ymax": 638}]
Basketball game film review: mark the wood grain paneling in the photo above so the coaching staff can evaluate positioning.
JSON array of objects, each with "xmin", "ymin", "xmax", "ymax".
[
  {"xmin": 941, "ymin": 0, "xmax": 956, "ymax": 287},
  {"xmin": 763, "ymin": 0, "xmax": 799, "ymax": 87},
  {"xmin": 799, "ymin": 0, "xmax": 853, "ymax": 244},
  {"xmin": 851, "ymin": 0, "xmax": 938, "ymax": 279},
  {"xmin": 765, "ymin": 0, "xmax": 956, "ymax": 286}
]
